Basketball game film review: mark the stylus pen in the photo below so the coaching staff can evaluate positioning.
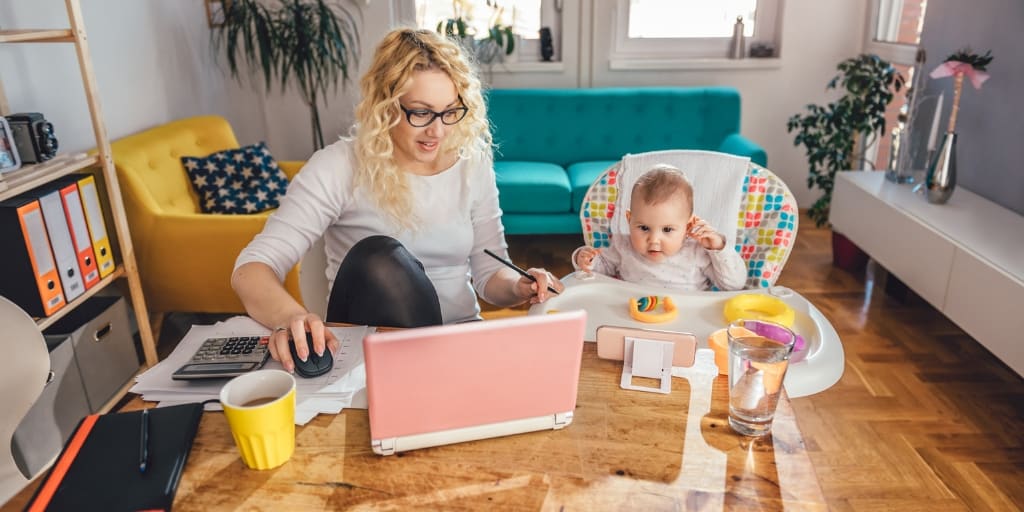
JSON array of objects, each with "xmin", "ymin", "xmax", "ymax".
[
  {"xmin": 483, "ymin": 249, "xmax": 559, "ymax": 295},
  {"xmin": 139, "ymin": 408, "xmax": 150, "ymax": 474}
]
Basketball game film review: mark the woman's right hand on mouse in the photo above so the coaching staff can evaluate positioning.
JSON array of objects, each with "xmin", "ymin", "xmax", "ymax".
[{"xmin": 267, "ymin": 312, "xmax": 340, "ymax": 373}]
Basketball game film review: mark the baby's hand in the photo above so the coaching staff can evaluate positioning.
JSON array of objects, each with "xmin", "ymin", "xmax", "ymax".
[
  {"xmin": 688, "ymin": 216, "xmax": 726, "ymax": 250},
  {"xmin": 574, "ymin": 246, "xmax": 601, "ymax": 271}
]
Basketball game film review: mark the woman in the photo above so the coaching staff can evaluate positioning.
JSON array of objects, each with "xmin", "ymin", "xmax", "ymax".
[{"xmin": 231, "ymin": 28, "xmax": 563, "ymax": 373}]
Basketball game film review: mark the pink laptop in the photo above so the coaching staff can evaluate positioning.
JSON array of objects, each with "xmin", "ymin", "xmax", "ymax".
[{"xmin": 363, "ymin": 310, "xmax": 587, "ymax": 455}]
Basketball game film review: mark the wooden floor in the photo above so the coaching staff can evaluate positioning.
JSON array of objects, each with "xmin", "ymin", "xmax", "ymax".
[
  {"xmin": 151, "ymin": 212, "xmax": 1023, "ymax": 510},
  {"xmin": 498, "ymin": 212, "xmax": 1024, "ymax": 511}
]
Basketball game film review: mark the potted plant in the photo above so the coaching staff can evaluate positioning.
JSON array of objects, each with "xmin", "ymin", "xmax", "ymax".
[
  {"xmin": 786, "ymin": 54, "xmax": 904, "ymax": 271},
  {"xmin": 436, "ymin": 0, "xmax": 516, "ymax": 67},
  {"xmin": 213, "ymin": 0, "xmax": 361, "ymax": 151}
]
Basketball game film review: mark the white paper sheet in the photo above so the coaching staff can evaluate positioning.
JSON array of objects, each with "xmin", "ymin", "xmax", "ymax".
[{"xmin": 131, "ymin": 316, "xmax": 371, "ymax": 425}]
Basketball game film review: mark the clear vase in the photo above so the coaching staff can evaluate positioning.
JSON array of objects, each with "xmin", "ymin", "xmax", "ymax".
[{"xmin": 924, "ymin": 131, "xmax": 957, "ymax": 204}]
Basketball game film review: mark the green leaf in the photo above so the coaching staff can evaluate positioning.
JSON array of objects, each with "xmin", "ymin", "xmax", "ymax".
[
  {"xmin": 787, "ymin": 52, "xmax": 905, "ymax": 210},
  {"xmin": 212, "ymin": 0, "xmax": 361, "ymax": 150}
]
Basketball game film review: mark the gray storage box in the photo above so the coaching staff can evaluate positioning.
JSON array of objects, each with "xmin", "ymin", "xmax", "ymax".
[
  {"xmin": 12, "ymin": 334, "xmax": 91, "ymax": 478},
  {"xmin": 44, "ymin": 295, "xmax": 139, "ymax": 412}
]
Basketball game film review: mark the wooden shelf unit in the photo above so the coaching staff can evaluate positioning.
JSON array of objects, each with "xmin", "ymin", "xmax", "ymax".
[
  {"xmin": 0, "ymin": 0, "xmax": 158, "ymax": 370},
  {"xmin": 0, "ymin": 29, "xmax": 75, "ymax": 43},
  {"xmin": 0, "ymin": 153, "xmax": 98, "ymax": 201}
]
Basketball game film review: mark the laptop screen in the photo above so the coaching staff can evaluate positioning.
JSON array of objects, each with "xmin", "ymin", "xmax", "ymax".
[{"xmin": 364, "ymin": 311, "xmax": 586, "ymax": 440}]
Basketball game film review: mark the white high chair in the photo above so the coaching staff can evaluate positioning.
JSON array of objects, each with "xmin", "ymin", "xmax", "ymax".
[
  {"xmin": 580, "ymin": 150, "xmax": 799, "ymax": 289},
  {"xmin": 0, "ymin": 297, "xmax": 51, "ymax": 504},
  {"xmin": 531, "ymin": 150, "xmax": 844, "ymax": 398}
]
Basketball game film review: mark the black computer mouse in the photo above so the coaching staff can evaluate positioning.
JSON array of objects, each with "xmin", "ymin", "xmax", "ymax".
[{"xmin": 289, "ymin": 332, "xmax": 334, "ymax": 378}]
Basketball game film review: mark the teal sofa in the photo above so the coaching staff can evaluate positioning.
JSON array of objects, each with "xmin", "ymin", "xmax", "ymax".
[{"xmin": 487, "ymin": 87, "xmax": 766, "ymax": 235}]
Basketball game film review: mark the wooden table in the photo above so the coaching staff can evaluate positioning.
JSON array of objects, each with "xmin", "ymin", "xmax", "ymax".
[{"xmin": 5, "ymin": 344, "xmax": 825, "ymax": 511}]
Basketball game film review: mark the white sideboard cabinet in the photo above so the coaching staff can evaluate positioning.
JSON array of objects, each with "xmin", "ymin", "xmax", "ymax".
[{"xmin": 831, "ymin": 171, "xmax": 1024, "ymax": 376}]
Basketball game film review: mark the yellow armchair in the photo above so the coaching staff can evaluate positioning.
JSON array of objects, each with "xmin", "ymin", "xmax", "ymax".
[{"xmin": 110, "ymin": 115, "xmax": 303, "ymax": 329}]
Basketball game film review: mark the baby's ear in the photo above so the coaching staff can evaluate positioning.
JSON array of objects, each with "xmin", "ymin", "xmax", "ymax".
[{"xmin": 625, "ymin": 210, "xmax": 631, "ymax": 222}]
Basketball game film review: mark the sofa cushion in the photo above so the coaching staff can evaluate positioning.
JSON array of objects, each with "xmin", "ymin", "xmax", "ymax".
[
  {"xmin": 567, "ymin": 161, "xmax": 618, "ymax": 212},
  {"xmin": 181, "ymin": 142, "xmax": 289, "ymax": 214},
  {"xmin": 494, "ymin": 161, "xmax": 572, "ymax": 213}
]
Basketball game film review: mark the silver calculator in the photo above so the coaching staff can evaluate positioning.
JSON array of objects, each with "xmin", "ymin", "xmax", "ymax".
[{"xmin": 171, "ymin": 335, "xmax": 271, "ymax": 380}]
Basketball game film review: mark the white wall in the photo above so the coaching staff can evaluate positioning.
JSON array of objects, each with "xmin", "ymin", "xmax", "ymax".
[
  {"xmin": 590, "ymin": 0, "xmax": 869, "ymax": 207},
  {"xmin": 0, "ymin": 0, "xmax": 374, "ymax": 161},
  {"xmin": 3, "ymin": 2, "xmax": 227, "ymax": 152},
  {"xmin": 918, "ymin": 0, "xmax": 1023, "ymax": 216},
  {"xmin": 1, "ymin": 0, "xmax": 868, "ymax": 208}
]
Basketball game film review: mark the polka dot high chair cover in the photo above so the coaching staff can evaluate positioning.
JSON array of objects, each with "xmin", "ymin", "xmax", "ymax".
[{"xmin": 579, "ymin": 157, "xmax": 798, "ymax": 289}]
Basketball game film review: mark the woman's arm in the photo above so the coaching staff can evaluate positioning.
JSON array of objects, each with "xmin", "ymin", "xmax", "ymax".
[
  {"xmin": 231, "ymin": 262, "xmax": 336, "ymax": 373},
  {"xmin": 482, "ymin": 266, "xmax": 562, "ymax": 306},
  {"xmin": 231, "ymin": 144, "xmax": 352, "ymax": 369},
  {"xmin": 466, "ymin": 158, "xmax": 562, "ymax": 306},
  {"xmin": 231, "ymin": 261, "xmax": 307, "ymax": 332}
]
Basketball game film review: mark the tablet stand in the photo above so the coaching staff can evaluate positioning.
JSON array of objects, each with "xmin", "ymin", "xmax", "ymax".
[{"xmin": 620, "ymin": 336, "xmax": 674, "ymax": 394}]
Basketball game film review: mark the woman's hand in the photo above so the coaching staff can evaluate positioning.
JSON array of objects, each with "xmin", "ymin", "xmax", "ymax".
[
  {"xmin": 688, "ymin": 215, "xmax": 726, "ymax": 251},
  {"xmin": 513, "ymin": 268, "xmax": 565, "ymax": 304},
  {"xmin": 574, "ymin": 246, "xmax": 601, "ymax": 271},
  {"xmin": 266, "ymin": 312, "xmax": 340, "ymax": 373}
]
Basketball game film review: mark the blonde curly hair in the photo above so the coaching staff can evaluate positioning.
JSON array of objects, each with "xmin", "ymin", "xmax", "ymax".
[{"xmin": 354, "ymin": 28, "xmax": 491, "ymax": 230}]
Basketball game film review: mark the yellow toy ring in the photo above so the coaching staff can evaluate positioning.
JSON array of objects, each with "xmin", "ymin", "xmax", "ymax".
[
  {"xmin": 723, "ymin": 294, "xmax": 795, "ymax": 327},
  {"xmin": 629, "ymin": 296, "xmax": 678, "ymax": 323}
]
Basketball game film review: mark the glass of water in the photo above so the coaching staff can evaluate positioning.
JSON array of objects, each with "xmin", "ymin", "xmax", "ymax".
[{"xmin": 727, "ymin": 319, "xmax": 797, "ymax": 436}]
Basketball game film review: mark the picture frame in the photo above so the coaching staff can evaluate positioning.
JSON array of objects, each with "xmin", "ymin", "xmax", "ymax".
[
  {"xmin": 205, "ymin": 0, "xmax": 231, "ymax": 28},
  {"xmin": 0, "ymin": 117, "xmax": 21, "ymax": 173}
]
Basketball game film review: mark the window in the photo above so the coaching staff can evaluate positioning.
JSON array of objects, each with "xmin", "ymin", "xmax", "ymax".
[
  {"xmin": 612, "ymin": 0, "xmax": 781, "ymax": 61},
  {"xmin": 863, "ymin": 0, "xmax": 929, "ymax": 171},
  {"xmin": 864, "ymin": 0, "xmax": 926, "ymax": 64},
  {"xmin": 414, "ymin": 0, "xmax": 562, "ymax": 63}
]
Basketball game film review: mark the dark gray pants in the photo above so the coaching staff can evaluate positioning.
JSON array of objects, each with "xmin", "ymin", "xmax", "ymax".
[{"xmin": 326, "ymin": 235, "xmax": 443, "ymax": 328}]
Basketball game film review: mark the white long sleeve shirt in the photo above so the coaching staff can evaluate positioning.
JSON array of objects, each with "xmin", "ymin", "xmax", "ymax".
[
  {"xmin": 574, "ymin": 237, "xmax": 748, "ymax": 291},
  {"xmin": 234, "ymin": 138, "xmax": 510, "ymax": 323}
]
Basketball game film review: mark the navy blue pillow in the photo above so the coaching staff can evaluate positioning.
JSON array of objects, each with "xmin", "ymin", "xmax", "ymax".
[{"xmin": 181, "ymin": 142, "xmax": 289, "ymax": 214}]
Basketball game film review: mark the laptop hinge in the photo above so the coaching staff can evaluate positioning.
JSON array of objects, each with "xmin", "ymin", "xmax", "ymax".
[
  {"xmin": 553, "ymin": 411, "xmax": 573, "ymax": 429},
  {"xmin": 374, "ymin": 438, "xmax": 397, "ymax": 456}
]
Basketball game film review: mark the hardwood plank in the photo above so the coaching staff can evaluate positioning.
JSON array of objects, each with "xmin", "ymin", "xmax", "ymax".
[
  {"xmin": 499, "ymin": 210, "xmax": 1024, "ymax": 511},
  {"xmin": 8, "ymin": 210, "xmax": 1016, "ymax": 511}
]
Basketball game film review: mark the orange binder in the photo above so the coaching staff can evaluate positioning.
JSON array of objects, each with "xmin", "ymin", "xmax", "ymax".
[
  {"xmin": 25, "ymin": 186, "xmax": 86, "ymax": 302},
  {"xmin": 55, "ymin": 179, "xmax": 100, "ymax": 289},
  {"xmin": 74, "ymin": 174, "xmax": 115, "ymax": 278},
  {"xmin": 0, "ymin": 196, "xmax": 66, "ymax": 316}
]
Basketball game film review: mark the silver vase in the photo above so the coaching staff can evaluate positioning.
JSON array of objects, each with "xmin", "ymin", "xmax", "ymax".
[{"xmin": 925, "ymin": 131, "xmax": 957, "ymax": 204}]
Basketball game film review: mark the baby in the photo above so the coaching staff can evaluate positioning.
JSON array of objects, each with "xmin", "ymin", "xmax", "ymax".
[{"xmin": 573, "ymin": 164, "xmax": 747, "ymax": 291}]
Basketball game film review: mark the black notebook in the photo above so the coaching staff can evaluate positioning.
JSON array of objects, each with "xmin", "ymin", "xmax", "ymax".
[{"xmin": 26, "ymin": 403, "xmax": 204, "ymax": 512}]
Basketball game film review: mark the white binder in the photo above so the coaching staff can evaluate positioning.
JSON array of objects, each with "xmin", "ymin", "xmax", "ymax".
[{"xmin": 33, "ymin": 188, "xmax": 86, "ymax": 302}]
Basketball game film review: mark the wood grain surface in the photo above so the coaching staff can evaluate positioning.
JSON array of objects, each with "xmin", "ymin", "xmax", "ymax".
[
  {"xmin": 7, "ymin": 209, "xmax": 1021, "ymax": 511},
  {"xmin": 501, "ymin": 211, "xmax": 1024, "ymax": 511}
]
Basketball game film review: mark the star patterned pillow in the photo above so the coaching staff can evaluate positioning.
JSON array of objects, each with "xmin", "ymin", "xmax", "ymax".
[{"xmin": 181, "ymin": 142, "xmax": 289, "ymax": 214}]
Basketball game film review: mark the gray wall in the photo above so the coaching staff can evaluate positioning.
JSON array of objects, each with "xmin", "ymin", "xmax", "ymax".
[{"xmin": 919, "ymin": 0, "xmax": 1024, "ymax": 215}]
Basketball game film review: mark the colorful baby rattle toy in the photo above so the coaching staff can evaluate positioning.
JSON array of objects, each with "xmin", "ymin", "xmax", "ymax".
[{"xmin": 628, "ymin": 295, "xmax": 678, "ymax": 323}]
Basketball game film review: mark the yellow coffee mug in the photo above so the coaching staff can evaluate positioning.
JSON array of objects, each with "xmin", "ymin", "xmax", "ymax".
[{"xmin": 220, "ymin": 369, "xmax": 296, "ymax": 470}]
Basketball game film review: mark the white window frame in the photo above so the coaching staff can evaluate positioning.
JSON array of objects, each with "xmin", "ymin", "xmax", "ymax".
[
  {"xmin": 403, "ymin": 0, "xmax": 563, "ymax": 64},
  {"xmin": 609, "ymin": 0, "xmax": 782, "ymax": 62},
  {"xmin": 508, "ymin": 0, "xmax": 562, "ymax": 63},
  {"xmin": 863, "ymin": 0, "xmax": 920, "ymax": 65}
]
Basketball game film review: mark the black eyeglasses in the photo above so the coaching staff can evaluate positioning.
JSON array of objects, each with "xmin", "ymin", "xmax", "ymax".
[{"xmin": 399, "ymin": 104, "xmax": 469, "ymax": 127}]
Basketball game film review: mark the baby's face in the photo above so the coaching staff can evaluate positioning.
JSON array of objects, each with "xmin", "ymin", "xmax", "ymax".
[{"xmin": 626, "ymin": 196, "xmax": 693, "ymax": 262}]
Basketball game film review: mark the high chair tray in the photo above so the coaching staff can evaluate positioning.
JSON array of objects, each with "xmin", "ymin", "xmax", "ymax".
[{"xmin": 528, "ymin": 272, "xmax": 844, "ymax": 398}]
